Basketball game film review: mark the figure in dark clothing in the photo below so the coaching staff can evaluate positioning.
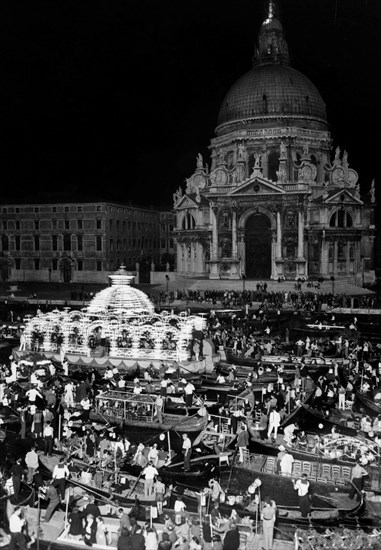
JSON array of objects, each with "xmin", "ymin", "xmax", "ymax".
[
  {"xmin": 10, "ymin": 459, "xmax": 23, "ymax": 499},
  {"xmin": 222, "ymin": 522, "xmax": 240, "ymax": 550}
]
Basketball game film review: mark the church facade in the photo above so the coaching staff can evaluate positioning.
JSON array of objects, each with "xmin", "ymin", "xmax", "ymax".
[{"xmin": 173, "ymin": 4, "xmax": 376, "ymax": 283}]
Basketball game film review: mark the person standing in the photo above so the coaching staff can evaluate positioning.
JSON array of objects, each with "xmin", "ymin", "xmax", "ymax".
[
  {"xmin": 280, "ymin": 450, "xmax": 294, "ymax": 476},
  {"xmin": 41, "ymin": 482, "xmax": 60, "ymax": 522},
  {"xmin": 261, "ymin": 496, "xmax": 276, "ymax": 550},
  {"xmin": 222, "ymin": 521, "xmax": 240, "ymax": 550},
  {"xmin": 184, "ymin": 381, "xmax": 195, "ymax": 410},
  {"xmin": 10, "ymin": 459, "xmax": 23, "ymax": 500},
  {"xmin": 25, "ymin": 445, "xmax": 39, "ymax": 484},
  {"xmin": 52, "ymin": 457, "xmax": 70, "ymax": 500},
  {"xmin": 43, "ymin": 420, "xmax": 54, "ymax": 456},
  {"xmin": 142, "ymin": 461, "xmax": 159, "ymax": 498},
  {"xmin": 349, "ymin": 461, "xmax": 368, "ymax": 500},
  {"xmin": 236, "ymin": 425, "xmax": 249, "ymax": 463},
  {"xmin": 182, "ymin": 433, "xmax": 192, "ymax": 472},
  {"xmin": 293, "ymin": 474, "xmax": 311, "ymax": 518},
  {"xmin": 267, "ymin": 408, "xmax": 281, "ymax": 440},
  {"xmin": 154, "ymin": 476, "xmax": 166, "ymax": 515},
  {"xmin": 9, "ymin": 507, "xmax": 27, "ymax": 550}
]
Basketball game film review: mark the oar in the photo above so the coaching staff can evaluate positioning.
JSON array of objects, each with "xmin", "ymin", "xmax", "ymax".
[
  {"xmin": 226, "ymin": 448, "xmax": 238, "ymax": 492},
  {"xmin": 126, "ymin": 469, "xmax": 144, "ymax": 498}
]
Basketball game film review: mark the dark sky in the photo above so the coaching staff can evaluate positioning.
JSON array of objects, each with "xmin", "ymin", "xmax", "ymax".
[{"xmin": 0, "ymin": 0, "xmax": 379, "ymax": 207}]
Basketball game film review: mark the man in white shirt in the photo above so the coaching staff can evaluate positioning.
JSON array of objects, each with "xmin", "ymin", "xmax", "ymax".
[
  {"xmin": 280, "ymin": 451, "xmax": 294, "ymax": 476},
  {"xmin": 43, "ymin": 421, "xmax": 54, "ymax": 456},
  {"xmin": 25, "ymin": 445, "xmax": 39, "ymax": 484},
  {"xmin": 142, "ymin": 461, "xmax": 159, "ymax": 497},
  {"xmin": 52, "ymin": 457, "xmax": 70, "ymax": 500},
  {"xmin": 293, "ymin": 474, "xmax": 310, "ymax": 517},
  {"xmin": 9, "ymin": 507, "xmax": 26, "ymax": 550},
  {"xmin": 182, "ymin": 433, "xmax": 192, "ymax": 472},
  {"xmin": 184, "ymin": 381, "xmax": 195, "ymax": 409},
  {"xmin": 267, "ymin": 409, "xmax": 281, "ymax": 440}
]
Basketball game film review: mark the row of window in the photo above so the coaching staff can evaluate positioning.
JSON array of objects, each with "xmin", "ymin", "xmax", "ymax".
[
  {"xmin": 1, "ymin": 219, "xmax": 173, "ymax": 232},
  {"xmin": 12, "ymin": 259, "xmax": 103, "ymax": 271},
  {"xmin": 1, "ymin": 235, "xmax": 101, "ymax": 252},
  {"xmin": 0, "ymin": 234, "xmax": 173, "ymax": 253},
  {"xmin": 12, "ymin": 258, "xmax": 150, "ymax": 271}
]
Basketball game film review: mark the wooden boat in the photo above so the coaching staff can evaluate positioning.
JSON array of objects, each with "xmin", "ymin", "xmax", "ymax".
[
  {"xmin": 281, "ymin": 401, "xmax": 362, "ymax": 437},
  {"xmin": 237, "ymin": 434, "xmax": 381, "ymax": 494},
  {"xmin": 90, "ymin": 390, "xmax": 209, "ymax": 434},
  {"xmin": 354, "ymin": 391, "xmax": 381, "ymax": 417},
  {"xmin": 220, "ymin": 452, "xmax": 363, "ymax": 516},
  {"xmin": 171, "ymin": 463, "xmax": 364, "ymax": 529}
]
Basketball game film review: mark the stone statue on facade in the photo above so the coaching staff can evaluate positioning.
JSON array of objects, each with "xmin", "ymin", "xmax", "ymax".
[
  {"xmin": 370, "ymin": 179, "xmax": 376, "ymax": 203},
  {"xmin": 254, "ymin": 152, "xmax": 262, "ymax": 168},
  {"xmin": 173, "ymin": 186, "xmax": 183, "ymax": 206},
  {"xmin": 276, "ymin": 163, "xmax": 287, "ymax": 183},
  {"xmin": 280, "ymin": 141, "xmax": 287, "ymax": 157},
  {"xmin": 238, "ymin": 142, "xmax": 246, "ymax": 160},
  {"xmin": 333, "ymin": 146, "xmax": 341, "ymax": 166},
  {"xmin": 196, "ymin": 153, "xmax": 203, "ymax": 170}
]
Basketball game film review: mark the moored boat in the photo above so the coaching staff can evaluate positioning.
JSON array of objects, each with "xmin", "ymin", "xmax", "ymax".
[{"xmin": 90, "ymin": 390, "xmax": 209, "ymax": 434}]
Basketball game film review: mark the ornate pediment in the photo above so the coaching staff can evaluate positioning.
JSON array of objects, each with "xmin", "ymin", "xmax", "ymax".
[
  {"xmin": 324, "ymin": 188, "xmax": 362, "ymax": 205},
  {"xmin": 175, "ymin": 193, "xmax": 209, "ymax": 210},
  {"xmin": 227, "ymin": 176, "xmax": 285, "ymax": 196}
]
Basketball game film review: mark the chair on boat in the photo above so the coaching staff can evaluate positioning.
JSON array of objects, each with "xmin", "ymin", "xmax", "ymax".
[
  {"xmin": 218, "ymin": 451, "xmax": 230, "ymax": 468},
  {"xmin": 310, "ymin": 462, "xmax": 319, "ymax": 478},
  {"xmin": 302, "ymin": 462, "xmax": 311, "ymax": 476},
  {"xmin": 322, "ymin": 463, "xmax": 331, "ymax": 480},
  {"xmin": 292, "ymin": 460, "xmax": 302, "ymax": 476},
  {"xmin": 331, "ymin": 464, "xmax": 341, "ymax": 480},
  {"xmin": 263, "ymin": 456, "xmax": 276, "ymax": 474},
  {"xmin": 241, "ymin": 448, "xmax": 253, "ymax": 466},
  {"xmin": 341, "ymin": 466, "xmax": 352, "ymax": 480}
]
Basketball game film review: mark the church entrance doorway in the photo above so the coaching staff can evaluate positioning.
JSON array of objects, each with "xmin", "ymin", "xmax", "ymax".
[{"xmin": 245, "ymin": 213, "xmax": 272, "ymax": 278}]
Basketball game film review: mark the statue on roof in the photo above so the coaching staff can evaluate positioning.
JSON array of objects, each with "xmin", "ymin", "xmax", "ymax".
[
  {"xmin": 370, "ymin": 179, "xmax": 376, "ymax": 203},
  {"xmin": 173, "ymin": 186, "xmax": 183, "ymax": 206},
  {"xmin": 280, "ymin": 141, "xmax": 287, "ymax": 157},
  {"xmin": 196, "ymin": 153, "xmax": 203, "ymax": 170},
  {"xmin": 254, "ymin": 152, "xmax": 262, "ymax": 168},
  {"xmin": 238, "ymin": 142, "xmax": 246, "ymax": 160},
  {"xmin": 333, "ymin": 146, "xmax": 341, "ymax": 167}
]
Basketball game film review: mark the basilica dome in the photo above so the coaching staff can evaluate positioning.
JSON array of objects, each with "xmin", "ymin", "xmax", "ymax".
[
  {"xmin": 216, "ymin": 5, "xmax": 327, "ymax": 134},
  {"xmin": 217, "ymin": 64, "xmax": 327, "ymax": 129},
  {"xmin": 87, "ymin": 266, "xmax": 155, "ymax": 316}
]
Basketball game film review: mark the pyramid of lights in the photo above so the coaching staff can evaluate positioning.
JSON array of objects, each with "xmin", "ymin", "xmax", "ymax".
[{"xmin": 22, "ymin": 266, "xmax": 205, "ymax": 363}]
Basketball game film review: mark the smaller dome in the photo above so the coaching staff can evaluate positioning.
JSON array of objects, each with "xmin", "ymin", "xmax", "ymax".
[
  {"xmin": 87, "ymin": 266, "xmax": 155, "ymax": 316},
  {"xmin": 260, "ymin": 16, "xmax": 282, "ymax": 32}
]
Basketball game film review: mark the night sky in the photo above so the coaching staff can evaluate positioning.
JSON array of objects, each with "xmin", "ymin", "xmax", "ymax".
[{"xmin": 0, "ymin": 0, "xmax": 379, "ymax": 207}]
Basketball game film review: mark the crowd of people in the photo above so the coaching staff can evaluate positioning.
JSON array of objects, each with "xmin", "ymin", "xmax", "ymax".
[{"xmin": 0, "ymin": 287, "xmax": 381, "ymax": 549}]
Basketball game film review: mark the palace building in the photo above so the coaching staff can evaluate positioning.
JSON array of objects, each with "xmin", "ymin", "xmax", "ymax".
[{"xmin": 173, "ymin": 3, "xmax": 376, "ymax": 283}]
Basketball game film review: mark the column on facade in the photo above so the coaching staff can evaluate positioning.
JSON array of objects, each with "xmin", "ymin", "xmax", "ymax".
[
  {"xmin": 276, "ymin": 211, "xmax": 282, "ymax": 258},
  {"xmin": 210, "ymin": 205, "xmax": 218, "ymax": 261},
  {"xmin": 297, "ymin": 210, "xmax": 305, "ymax": 258},
  {"xmin": 232, "ymin": 209, "xmax": 238, "ymax": 259},
  {"xmin": 333, "ymin": 241, "xmax": 338, "ymax": 275},
  {"xmin": 270, "ymin": 233, "xmax": 276, "ymax": 279}
]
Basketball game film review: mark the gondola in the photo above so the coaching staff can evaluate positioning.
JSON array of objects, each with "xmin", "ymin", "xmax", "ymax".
[
  {"xmin": 281, "ymin": 404, "xmax": 359, "ymax": 438},
  {"xmin": 90, "ymin": 390, "xmax": 209, "ymax": 435},
  {"xmin": 171, "ymin": 462, "xmax": 364, "ymax": 529},
  {"xmin": 354, "ymin": 391, "xmax": 381, "ymax": 417}
]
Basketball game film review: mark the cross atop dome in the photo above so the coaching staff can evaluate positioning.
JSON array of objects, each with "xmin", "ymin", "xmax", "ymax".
[{"xmin": 254, "ymin": 0, "xmax": 289, "ymax": 66}]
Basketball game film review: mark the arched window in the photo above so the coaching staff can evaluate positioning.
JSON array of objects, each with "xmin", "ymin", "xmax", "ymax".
[
  {"xmin": 63, "ymin": 234, "xmax": 71, "ymax": 251},
  {"xmin": 1, "ymin": 235, "xmax": 8, "ymax": 251},
  {"xmin": 329, "ymin": 210, "xmax": 353, "ymax": 228},
  {"xmin": 182, "ymin": 212, "xmax": 195, "ymax": 230}
]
